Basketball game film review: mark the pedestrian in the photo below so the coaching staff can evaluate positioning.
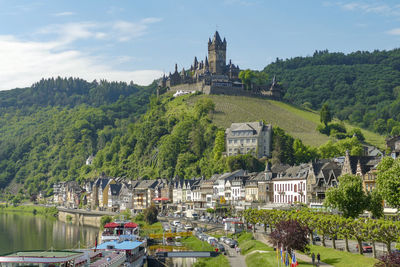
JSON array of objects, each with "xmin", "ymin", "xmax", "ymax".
[
  {"xmin": 235, "ymin": 245, "xmax": 238, "ymax": 254},
  {"xmin": 215, "ymin": 248, "xmax": 219, "ymax": 253},
  {"xmin": 311, "ymin": 252, "xmax": 315, "ymax": 266},
  {"xmin": 317, "ymin": 253, "xmax": 320, "ymax": 264}
]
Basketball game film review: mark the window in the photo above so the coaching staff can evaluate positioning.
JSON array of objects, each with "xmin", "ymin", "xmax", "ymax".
[
  {"xmin": 246, "ymin": 139, "xmax": 250, "ymax": 143},
  {"xmin": 229, "ymin": 139, "xmax": 232, "ymax": 144},
  {"xmin": 234, "ymin": 140, "xmax": 237, "ymax": 144},
  {"xmin": 252, "ymin": 138, "xmax": 256, "ymax": 143},
  {"xmin": 294, "ymin": 184, "xmax": 297, "ymax": 192}
]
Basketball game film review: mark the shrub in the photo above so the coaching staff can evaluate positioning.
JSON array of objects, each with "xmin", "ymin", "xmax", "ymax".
[
  {"xmin": 329, "ymin": 122, "xmax": 347, "ymax": 134},
  {"xmin": 375, "ymin": 251, "xmax": 400, "ymax": 267},
  {"xmin": 143, "ymin": 205, "xmax": 158, "ymax": 225},
  {"xmin": 100, "ymin": 215, "xmax": 112, "ymax": 228}
]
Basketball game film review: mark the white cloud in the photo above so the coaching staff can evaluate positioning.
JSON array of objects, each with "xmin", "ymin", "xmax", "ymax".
[
  {"xmin": 0, "ymin": 18, "xmax": 163, "ymax": 90},
  {"xmin": 0, "ymin": 35, "xmax": 163, "ymax": 90},
  {"xmin": 112, "ymin": 18, "xmax": 162, "ymax": 42},
  {"xmin": 386, "ymin": 28, "xmax": 400, "ymax": 35},
  {"xmin": 53, "ymin": 11, "xmax": 75, "ymax": 17},
  {"xmin": 35, "ymin": 18, "xmax": 162, "ymax": 44},
  {"xmin": 329, "ymin": 1, "xmax": 400, "ymax": 16},
  {"xmin": 36, "ymin": 22, "xmax": 103, "ymax": 44}
]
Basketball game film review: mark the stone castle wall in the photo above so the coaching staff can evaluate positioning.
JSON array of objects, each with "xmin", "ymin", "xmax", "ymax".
[
  {"xmin": 170, "ymin": 82, "xmax": 211, "ymax": 94},
  {"xmin": 170, "ymin": 82, "xmax": 280, "ymax": 99}
]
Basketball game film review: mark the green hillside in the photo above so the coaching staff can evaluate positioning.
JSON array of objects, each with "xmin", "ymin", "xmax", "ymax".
[
  {"xmin": 263, "ymin": 49, "xmax": 400, "ymax": 136},
  {"xmin": 190, "ymin": 95, "xmax": 385, "ymax": 148}
]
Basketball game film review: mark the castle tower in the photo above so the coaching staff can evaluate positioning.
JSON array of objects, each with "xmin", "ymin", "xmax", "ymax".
[{"xmin": 208, "ymin": 31, "xmax": 226, "ymax": 75}]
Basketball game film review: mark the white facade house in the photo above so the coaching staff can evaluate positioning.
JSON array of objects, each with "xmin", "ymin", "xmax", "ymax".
[
  {"xmin": 273, "ymin": 179, "xmax": 307, "ymax": 204},
  {"xmin": 272, "ymin": 164, "xmax": 310, "ymax": 205}
]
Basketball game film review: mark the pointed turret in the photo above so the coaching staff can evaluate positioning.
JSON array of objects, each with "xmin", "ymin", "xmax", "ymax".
[
  {"xmin": 193, "ymin": 56, "xmax": 198, "ymax": 69},
  {"xmin": 213, "ymin": 31, "xmax": 222, "ymax": 44},
  {"xmin": 174, "ymin": 63, "xmax": 178, "ymax": 73},
  {"xmin": 205, "ymin": 56, "xmax": 209, "ymax": 67}
]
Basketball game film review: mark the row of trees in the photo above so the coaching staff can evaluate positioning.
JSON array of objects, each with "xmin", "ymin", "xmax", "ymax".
[{"xmin": 242, "ymin": 208, "xmax": 400, "ymax": 257}]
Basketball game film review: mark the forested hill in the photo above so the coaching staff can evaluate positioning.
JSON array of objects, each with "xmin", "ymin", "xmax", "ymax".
[
  {"xmin": 264, "ymin": 49, "xmax": 400, "ymax": 136},
  {"xmin": 0, "ymin": 78, "xmax": 157, "ymax": 196},
  {"xmin": 0, "ymin": 77, "xmax": 149, "ymax": 113}
]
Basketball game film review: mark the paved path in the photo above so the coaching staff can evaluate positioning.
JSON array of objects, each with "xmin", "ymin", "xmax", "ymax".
[
  {"xmin": 254, "ymin": 232, "xmax": 334, "ymax": 267},
  {"xmin": 223, "ymin": 243, "xmax": 247, "ymax": 267}
]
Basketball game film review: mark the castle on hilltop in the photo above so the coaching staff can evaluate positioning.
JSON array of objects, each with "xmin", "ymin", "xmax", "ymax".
[{"xmin": 159, "ymin": 31, "xmax": 283, "ymax": 99}]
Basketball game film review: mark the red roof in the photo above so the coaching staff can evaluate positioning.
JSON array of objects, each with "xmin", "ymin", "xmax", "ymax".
[
  {"xmin": 153, "ymin": 197, "xmax": 169, "ymax": 201},
  {"xmin": 124, "ymin": 222, "xmax": 138, "ymax": 228},
  {"xmin": 104, "ymin": 222, "xmax": 120, "ymax": 228}
]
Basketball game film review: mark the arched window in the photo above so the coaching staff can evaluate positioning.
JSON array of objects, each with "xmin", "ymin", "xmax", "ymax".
[{"xmin": 294, "ymin": 196, "xmax": 297, "ymax": 202}]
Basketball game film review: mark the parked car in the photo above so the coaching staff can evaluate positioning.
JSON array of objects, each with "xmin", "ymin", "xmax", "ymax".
[
  {"xmin": 185, "ymin": 225, "xmax": 194, "ymax": 230},
  {"xmin": 356, "ymin": 242, "xmax": 373, "ymax": 253},
  {"xmin": 214, "ymin": 242, "xmax": 225, "ymax": 253},
  {"xmin": 220, "ymin": 236, "xmax": 227, "ymax": 243},
  {"xmin": 225, "ymin": 238, "xmax": 238, "ymax": 248},
  {"xmin": 313, "ymin": 235, "xmax": 321, "ymax": 242}
]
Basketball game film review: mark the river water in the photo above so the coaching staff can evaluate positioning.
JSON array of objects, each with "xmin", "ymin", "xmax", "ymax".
[
  {"xmin": 0, "ymin": 213, "xmax": 198, "ymax": 266},
  {"xmin": 0, "ymin": 212, "xmax": 100, "ymax": 254}
]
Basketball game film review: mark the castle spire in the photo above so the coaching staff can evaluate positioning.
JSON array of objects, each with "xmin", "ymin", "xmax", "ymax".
[
  {"xmin": 205, "ymin": 56, "xmax": 209, "ymax": 67},
  {"xmin": 213, "ymin": 31, "xmax": 222, "ymax": 44},
  {"xmin": 174, "ymin": 63, "xmax": 178, "ymax": 73},
  {"xmin": 194, "ymin": 56, "xmax": 198, "ymax": 69}
]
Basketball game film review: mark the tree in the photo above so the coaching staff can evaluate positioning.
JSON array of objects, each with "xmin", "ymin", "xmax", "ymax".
[
  {"xmin": 320, "ymin": 103, "xmax": 332, "ymax": 127},
  {"xmin": 367, "ymin": 190, "xmax": 384, "ymax": 219},
  {"xmin": 324, "ymin": 174, "xmax": 369, "ymax": 218},
  {"xmin": 293, "ymin": 138, "xmax": 318, "ymax": 164},
  {"xmin": 238, "ymin": 69, "xmax": 255, "ymax": 90},
  {"xmin": 143, "ymin": 205, "xmax": 158, "ymax": 225},
  {"xmin": 100, "ymin": 215, "xmax": 112, "ymax": 228},
  {"xmin": 349, "ymin": 219, "xmax": 369, "ymax": 255},
  {"xmin": 375, "ymin": 251, "xmax": 400, "ymax": 267},
  {"xmin": 376, "ymin": 157, "xmax": 400, "ymax": 208},
  {"xmin": 213, "ymin": 130, "xmax": 225, "ymax": 161},
  {"xmin": 375, "ymin": 219, "xmax": 400, "ymax": 253},
  {"xmin": 270, "ymin": 219, "xmax": 309, "ymax": 252}
]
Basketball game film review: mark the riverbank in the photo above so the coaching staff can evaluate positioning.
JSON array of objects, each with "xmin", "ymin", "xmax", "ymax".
[{"xmin": 0, "ymin": 204, "xmax": 58, "ymax": 217}]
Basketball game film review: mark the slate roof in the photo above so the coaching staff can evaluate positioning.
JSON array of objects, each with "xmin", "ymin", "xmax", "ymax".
[
  {"xmin": 109, "ymin": 184, "xmax": 122, "ymax": 196},
  {"xmin": 348, "ymin": 156, "xmax": 380, "ymax": 174}
]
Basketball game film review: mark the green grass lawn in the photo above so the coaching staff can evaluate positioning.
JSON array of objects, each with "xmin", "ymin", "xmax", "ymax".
[
  {"xmin": 190, "ymin": 95, "xmax": 385, "ymax": 148},
  {"xmin": 304, "ymin": 245, "xmax": 378, "ymax": 267},
  {"xmin": 135, "ymin": 221, "xmax": 163, "ymax": 236},
  {"xmin": 246, "ymin": 251, "xmax": 313, "ymax": 267},
  {"xmin": 236, "ymin": 233, "xmax": 311, "ymax": 267},
  {"xmin": 181, "ymin": 236, "xmax": 230, "ymax": 267},
  {"xmin": 235, "ymin": 232, "xmax": 274, "ymax": 255}
]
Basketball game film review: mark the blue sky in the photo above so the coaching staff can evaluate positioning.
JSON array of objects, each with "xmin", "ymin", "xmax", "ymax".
[{"xmin": 1, "ymin": 0, "xmax": 400, "ymax": 90}]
